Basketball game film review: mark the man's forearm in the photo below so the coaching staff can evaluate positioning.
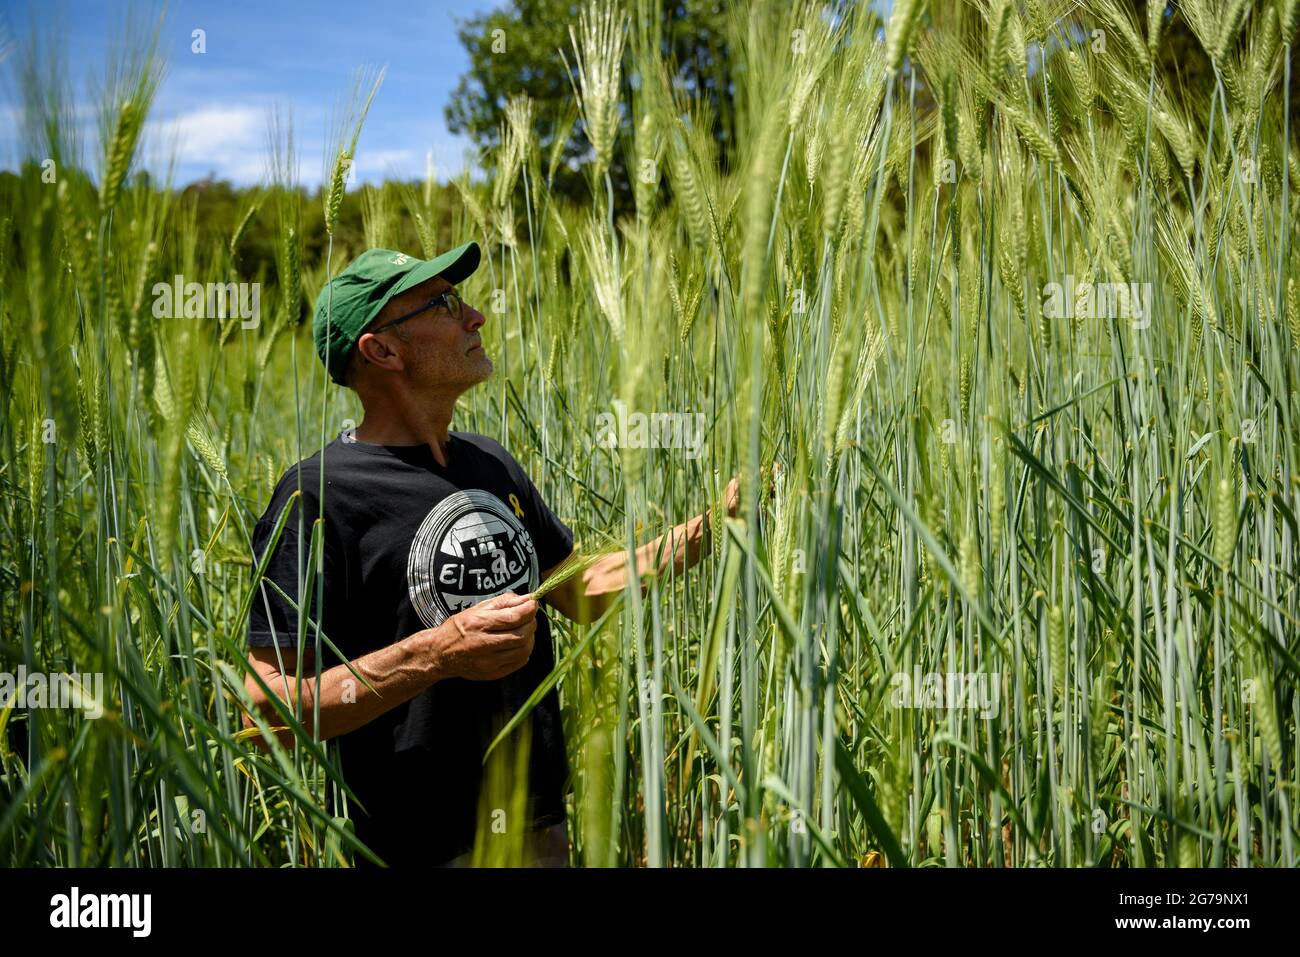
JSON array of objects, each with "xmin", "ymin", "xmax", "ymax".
[
  {"xmin": 584, "ymin": 509, "xmax": 712, "ymax": 597},
  {"xmin": 244, "ymin": 628, "xmax": 443, "ymax": 749},
  {"xmin": 544, "ymin": 477, "xmax": 740, "ymax": 623}
]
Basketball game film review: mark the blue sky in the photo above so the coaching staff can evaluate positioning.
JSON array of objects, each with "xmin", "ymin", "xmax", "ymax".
[{"xmin": 0, "ymin": 0, "xmax": 505, "ymax": 187}]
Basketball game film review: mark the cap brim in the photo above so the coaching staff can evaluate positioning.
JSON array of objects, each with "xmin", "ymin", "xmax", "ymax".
[{"xmin": 392, "ymin": 241, "xmax": 481, "ymax": 295}]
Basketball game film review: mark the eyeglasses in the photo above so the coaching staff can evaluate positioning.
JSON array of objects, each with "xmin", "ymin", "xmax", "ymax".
[{"xmin": 369, "ymin": 290, "xmax": 464, "ymax": 335}]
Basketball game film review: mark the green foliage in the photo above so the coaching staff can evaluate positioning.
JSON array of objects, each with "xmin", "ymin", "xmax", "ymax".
[
  {"xmin": 2, "ymin": 0, "xmax": 1298, "ymax": 869},
  {"xmin": 445, "ymin": 0, "xmax": 740, "ymax": 213}
]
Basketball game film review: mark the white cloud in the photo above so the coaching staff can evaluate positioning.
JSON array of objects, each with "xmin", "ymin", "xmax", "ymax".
[
  {"xmin": 147, "ymin": 104, "xmax": 264, "ymax": 163},
  {"xmin": 139, "ymin": 103, "xmax": 290, "ymax": 183},
  {"xmin": 346, "ymin": 142, "xmax": 478, "ymax": 185},
  {"xmin": 351, "ymin": 148, "xmax": 414, "ymax": 172}
]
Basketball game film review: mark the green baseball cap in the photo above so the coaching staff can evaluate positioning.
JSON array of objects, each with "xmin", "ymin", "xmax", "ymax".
[{"xmin": 312, "ymin": 241, "xmax": 481, "ymax": 384}]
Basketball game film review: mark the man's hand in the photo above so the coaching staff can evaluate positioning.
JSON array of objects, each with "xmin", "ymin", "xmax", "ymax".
[
  {"xmin": 542, "ymin": 468, "xmax": 779, "ymax": 627},
  {"xmin": 720, "ymin": 464, "xmax": 777, "ymax": 519},
  {"xmin": 240, "ymin": 592, "xmax": 537, "ymax": 750},
  {"xmin": 429, "ymin": 591, "xmax": 538, "ymax": 681},
  {"xmin": 723, "ymin": 476, "xmax": 741, "ymax": 518}
]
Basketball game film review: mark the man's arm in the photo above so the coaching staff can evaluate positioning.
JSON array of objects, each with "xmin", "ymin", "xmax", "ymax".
[
  {"xmin": 243, "ymin": 633, "xmax": 440, "ymax": 752},
  {"xmin": 541, "ymin": 477, "xmax": 740, "ymax": 624},
  {"xmin": 241, "ymin": 592, "xmax": 540, "ymax": 751}
]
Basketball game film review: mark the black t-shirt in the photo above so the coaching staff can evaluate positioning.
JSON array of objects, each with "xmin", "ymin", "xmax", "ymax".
[{"xmin": 246, "ymin": 430, "xmax": 575, "ymax": 866}]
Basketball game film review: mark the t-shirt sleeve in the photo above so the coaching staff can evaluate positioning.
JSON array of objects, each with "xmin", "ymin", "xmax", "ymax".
[
  {"xmin": 247, "ymin": 477, "xmax": 342, "ymax": 651},
  {"xmin": 523, "ymin": 470, "xmax": 575, "ymax": 573},
  {"xmin": 499, "ymin": 449, "xmax": 574, "ymax": 573}
]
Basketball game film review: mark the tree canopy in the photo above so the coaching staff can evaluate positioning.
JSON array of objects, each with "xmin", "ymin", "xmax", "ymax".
[{"xmin": 445, "ymin": 0, "xmax": 740, "ymax": 211}]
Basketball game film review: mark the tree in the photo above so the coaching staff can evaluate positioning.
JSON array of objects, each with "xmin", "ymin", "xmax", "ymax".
[{"xmin": 445, "ymin": 0, "xmax": 738, "ymax": 212}]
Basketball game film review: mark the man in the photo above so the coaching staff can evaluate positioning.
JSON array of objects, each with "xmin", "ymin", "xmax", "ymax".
[{"xmin": 242, "ymin": 241, "xmax": 738, "ymax": 867}]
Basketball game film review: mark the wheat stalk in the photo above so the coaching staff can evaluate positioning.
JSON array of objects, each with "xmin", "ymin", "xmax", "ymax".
[{"xmin": 563, "ymin": 0, "xmax": 628, "ymax": 181}]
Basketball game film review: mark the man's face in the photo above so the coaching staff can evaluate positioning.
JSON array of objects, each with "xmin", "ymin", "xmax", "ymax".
[{"xmin": 355, "ymin": 275, "xmax": 491, "ymax": 392}]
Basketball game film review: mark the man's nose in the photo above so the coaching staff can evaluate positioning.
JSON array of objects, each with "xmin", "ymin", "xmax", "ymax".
[{"xmin": 464, "ymin": 304, "xmax": 486, "ymax": 332}]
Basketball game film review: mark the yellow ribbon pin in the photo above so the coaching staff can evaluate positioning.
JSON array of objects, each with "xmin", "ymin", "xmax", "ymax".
[{"xmin": 508, "ymin": 493, "xmax": 525, "ymax": 518}]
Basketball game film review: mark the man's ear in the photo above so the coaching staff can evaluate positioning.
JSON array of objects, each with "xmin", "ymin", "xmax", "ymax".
[{"xmin": 354, "ymin": 331, "xmax": 403, "ymax": 371}]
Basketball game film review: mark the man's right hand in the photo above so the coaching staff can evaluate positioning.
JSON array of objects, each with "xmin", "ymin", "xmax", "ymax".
[{"xmin": 430, "ymin": 591, "xmax": 539, "ymax": 681}]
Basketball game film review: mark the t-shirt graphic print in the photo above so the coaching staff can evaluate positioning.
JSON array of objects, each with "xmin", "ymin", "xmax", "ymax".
[{"xmin": 407, "ymin": 488, "xmax": 539, "ymax": 628}]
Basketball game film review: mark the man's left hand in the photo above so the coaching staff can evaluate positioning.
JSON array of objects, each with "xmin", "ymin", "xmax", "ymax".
[
  {"xmin": 722, "ymin": 464, "xmax": 779, "ymax": 518},
  {"xmin": 723, "ymin": 476, "xmax": 741, "ymax": 518}
]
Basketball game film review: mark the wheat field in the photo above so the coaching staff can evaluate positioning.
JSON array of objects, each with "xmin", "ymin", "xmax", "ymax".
[{"xmin": 1, "ymin": 0, "xmax": 1298, "ymax": 867}]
